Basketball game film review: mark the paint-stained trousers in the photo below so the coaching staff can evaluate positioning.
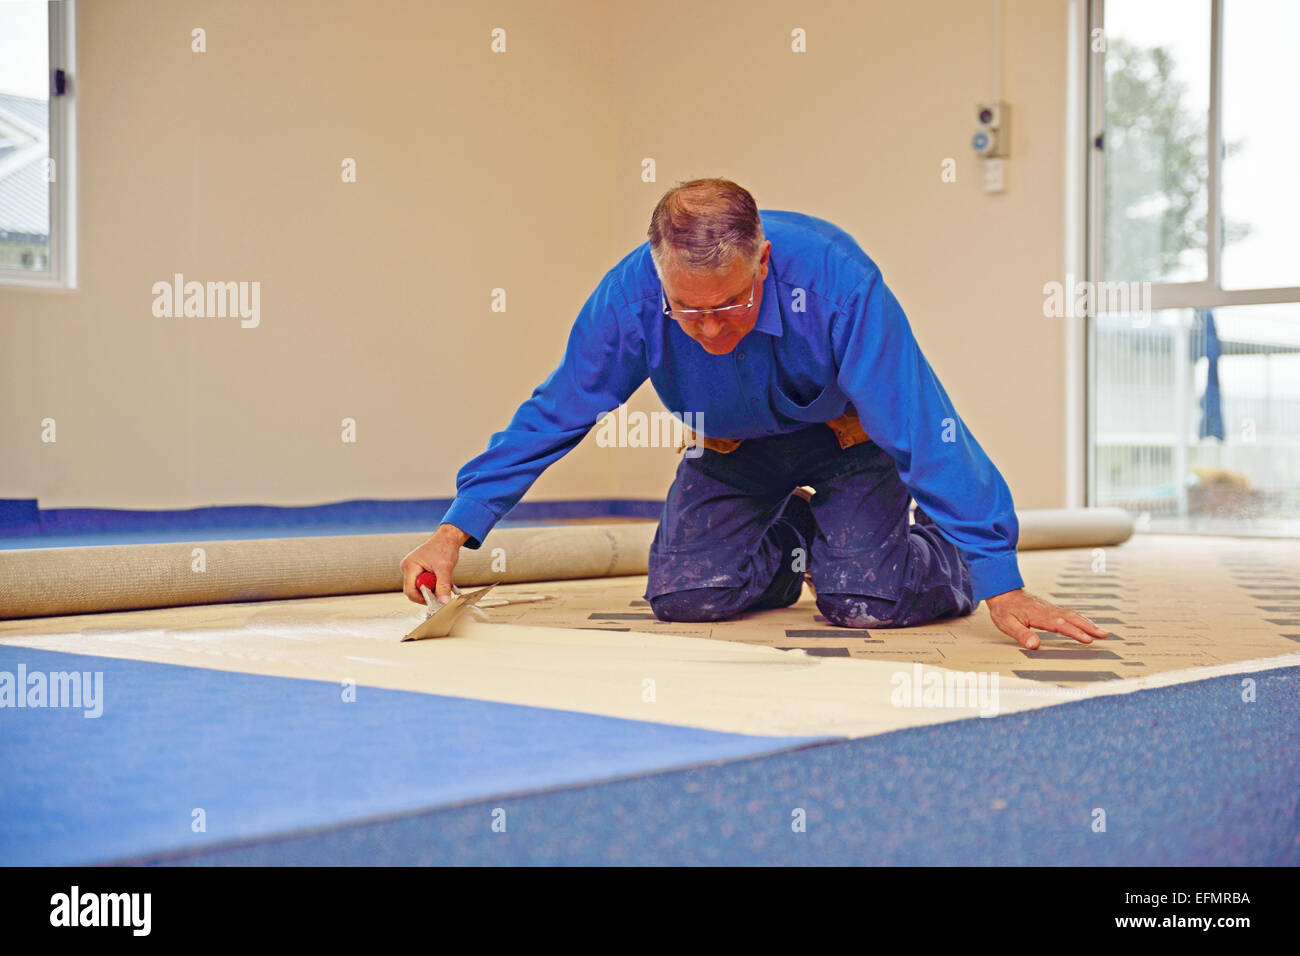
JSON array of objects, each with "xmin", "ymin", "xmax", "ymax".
[{"xmin": 644, "ymin": 424, "xmax": 977, "ymax": 628}]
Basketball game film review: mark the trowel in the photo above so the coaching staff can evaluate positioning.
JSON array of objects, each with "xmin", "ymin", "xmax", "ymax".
[{"xmin": 402, "ymin": 570, "xmax": 498, "ymax": 641}]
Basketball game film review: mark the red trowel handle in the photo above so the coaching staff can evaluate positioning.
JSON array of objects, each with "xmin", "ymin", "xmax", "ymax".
[{"xmin": 416, "ymin": 570, "xmax": 438, "ymax": 593}]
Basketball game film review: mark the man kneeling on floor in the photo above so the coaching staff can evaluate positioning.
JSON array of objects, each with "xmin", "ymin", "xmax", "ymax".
[{"xmin": 402, "ymin": 178, "xmax": 1108, "ymax": 650}]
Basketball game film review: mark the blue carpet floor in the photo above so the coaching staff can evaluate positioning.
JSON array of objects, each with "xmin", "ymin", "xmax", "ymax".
[{"xmin": 0, "ymin": 647, "xmax": 828, "ymax": 865}]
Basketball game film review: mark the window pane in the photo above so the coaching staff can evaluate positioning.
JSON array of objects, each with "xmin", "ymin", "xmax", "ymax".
[
  {"xmin": 1094, "ymin": 306, "xmax": 1300, "ymax": 532},
  {"xmin": 1221, "ymin": 0, "xmax": 1300, "ymax": 290},
  {"xmin": 1103, "ymin": 0, "xmax": 1210, "ymax": 284},
  {"xmin": 0, "ymin": 1, "xmax": 50, "ymax": 274}
]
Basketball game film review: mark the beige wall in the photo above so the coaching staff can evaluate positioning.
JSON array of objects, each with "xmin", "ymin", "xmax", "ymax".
[{"xmin": 1, "ymin": 0, "xmax": 1071, "ymax": 515}]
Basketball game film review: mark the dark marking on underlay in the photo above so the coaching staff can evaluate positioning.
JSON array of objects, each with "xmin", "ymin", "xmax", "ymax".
[
  {"xmin": 1020, "ymin": 648, "xmax": 1122, "ymax": 660},
  {"xmin": 1266, "ymin": 619, "xmax": 1300, "ymax": 626},
  {"xmin": 1121, "ymin": 661, "xmax": 1146, "ymax": 666},
  {"xmin": 629, "ymin": 600, "xmax": 649, "ymax": 606},
  {"xmin": 777, "ymin": 646, "xmax": 850, "ymax": 658},
  {"xmin": 588, "ymin": 612, "xmax": 658, "ymax": 620},
  {"xmin": 1062, "ymin": 605, "xmax": 1119, "ymax": 612},
  {"xmin": 1256, "ymin": 605, "xmax": 1300, "ymax": 612},
  {"xmin": 1283, "ymin": 634, "xmax": 1300, "ymax": 643},
  {"xmin": 1013, "ymin": 670, "xmax": 1122, "ymax": 682},
  {"xmin": 578, "ymin": 626, "xmax": 631, "ymax": 631},
  {"xmin": 1035, "ymin": 630, "xmax": 1123, "ymax": 641},
  {"xmin": 785, "ymin": 628, "xmax": 882, "ymax": 642},
  {"xmin": 1087, "ymin": 617, "xmax": 1125, "ymax": 624}
]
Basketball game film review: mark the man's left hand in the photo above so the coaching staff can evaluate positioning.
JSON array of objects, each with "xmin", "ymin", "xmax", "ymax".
[{"xmin": 984, "ymin": 588, "xmax": 1110, "ymax": 650}]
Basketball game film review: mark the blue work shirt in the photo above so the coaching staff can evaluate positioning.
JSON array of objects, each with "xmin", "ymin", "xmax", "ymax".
[{"xmin": 440, "ymin": 209, "xmax": 1024, "ymax": 602}]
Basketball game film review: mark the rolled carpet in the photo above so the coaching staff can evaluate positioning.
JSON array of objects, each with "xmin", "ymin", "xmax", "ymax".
[
  {"xmin": 1015, "ymin": 507, "xmax": 1133, "ymax": 550},
  {"xmin": 0, "ymin": 508, "xmax": 1133, "ymax": 619},
  {"xmin": 0, "ymin": 523, "xmax": 657, "ymax": 620}
]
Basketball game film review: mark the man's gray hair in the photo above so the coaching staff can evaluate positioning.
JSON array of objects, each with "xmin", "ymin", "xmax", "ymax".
[{"xmin": 647, "ymin": 178, "xmax": 765, "ymax": 277}]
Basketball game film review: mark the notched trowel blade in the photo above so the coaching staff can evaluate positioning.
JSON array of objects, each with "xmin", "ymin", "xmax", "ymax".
[{"xmin": 402, "ymin": 583, "xmax": 499, "ymax": 641}]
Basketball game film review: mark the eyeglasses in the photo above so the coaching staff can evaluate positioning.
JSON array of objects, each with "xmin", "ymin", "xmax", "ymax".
[{"xmin": 661, "ymin": 272, "xmax": 759, "ymax": 323}]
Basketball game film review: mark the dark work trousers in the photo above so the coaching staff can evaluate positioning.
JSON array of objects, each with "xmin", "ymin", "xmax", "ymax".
[{"xmin": 644, "ymin": 424, "xmax": 977, "ymax": 628}]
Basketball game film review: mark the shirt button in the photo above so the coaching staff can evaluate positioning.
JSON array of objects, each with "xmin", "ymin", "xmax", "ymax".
[{"xmin": 737, "ymin": 352, "xmax": 745, "ymax": 359}]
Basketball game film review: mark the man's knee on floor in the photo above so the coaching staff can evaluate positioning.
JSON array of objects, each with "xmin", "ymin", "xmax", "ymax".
[
  {"xmin": 817, "ymin": 587, "xmax": 977, "ymax": 628},
  {"xmin": 649, "ymin": 588, "xmax": 744, "ymax": 623},
  {"xmin": 816, "ymin": 591, "xmax": 901, "ymax": 628}
]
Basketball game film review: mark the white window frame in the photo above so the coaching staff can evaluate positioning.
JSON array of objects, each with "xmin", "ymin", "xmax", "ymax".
[
  {"xmin": 0, "ymin": 0, "xmax": 77, "ymax": 290},
  {"xmin": 1069, "ymin": 0, "xmax": 1300, "ymax": 508}
]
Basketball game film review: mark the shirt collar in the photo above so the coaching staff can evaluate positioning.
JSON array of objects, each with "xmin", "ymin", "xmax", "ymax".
[{"xmin": 753, "ymin": 265, "xmax": 783, "ymax": 337}]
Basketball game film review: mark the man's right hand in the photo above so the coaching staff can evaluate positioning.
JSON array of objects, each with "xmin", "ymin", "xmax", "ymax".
[{"xmin": 401, "ymin": 523, "xmax": 470, "ymax": 606}]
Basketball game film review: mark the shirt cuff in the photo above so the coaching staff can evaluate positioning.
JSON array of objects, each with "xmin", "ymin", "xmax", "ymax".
[
  {"xmin": 966, "ymin": 553, "xmax": 1025, "ymax": 604},
  {"xmin": 438, "ymin": 497, "xmax": 498, "ymax": 550}
]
